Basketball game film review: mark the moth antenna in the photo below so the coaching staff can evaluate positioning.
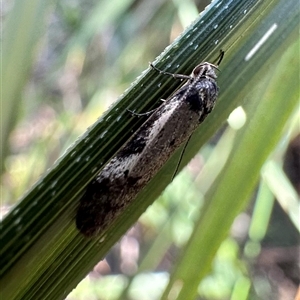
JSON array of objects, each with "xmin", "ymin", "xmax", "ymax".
[
  {"xmin": 216, "ymin": 49, "xmax": 225, "ymax": 66},
  {"xmin": 150, "ymin": 63, "xmax": 192, "ymax": 80}
]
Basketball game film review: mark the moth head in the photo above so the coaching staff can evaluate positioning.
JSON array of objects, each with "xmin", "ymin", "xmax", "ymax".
[
  {"xmin": 192, "ymin": 62, "xmax": 219, "ymax": 80},
  {"xmin": 192, "ymin": 50, "xmax": 224, "ymax": 80}
]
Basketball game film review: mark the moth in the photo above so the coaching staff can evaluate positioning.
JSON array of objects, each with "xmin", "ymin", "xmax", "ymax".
[{"xmin": 76, "ymin": 50, "xmax": 224, "ymax": 237}]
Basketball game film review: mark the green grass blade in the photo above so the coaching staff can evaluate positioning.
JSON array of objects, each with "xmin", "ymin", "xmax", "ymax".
[
  {"xmin": 1, "ymin": 0, "xmax": 299, "ymax": 298},
  {"xmin": 1, "ymin": 0, "xmax": 51, "ymax": 172},
  {"xmin": 161, "ymin": 38, "xmax": 299, "ymax": 300}
]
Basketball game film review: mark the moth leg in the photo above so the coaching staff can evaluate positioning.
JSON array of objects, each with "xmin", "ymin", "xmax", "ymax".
[
  {"xmin": 149, "ymin": 63, "xmax": 192, "ymax": 80},
  {"xmin": 127, "ymin": 108, "xmax": 157, "ymax": 117},
  {"xmin": 171, "ymin": 134, "xmax": 192, "ymax": 181}
]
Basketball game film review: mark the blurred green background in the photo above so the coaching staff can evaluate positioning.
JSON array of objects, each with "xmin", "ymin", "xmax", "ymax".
[{"xmin": 1, "ymin": 0, "xmax": 299, "ymax": 299}]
